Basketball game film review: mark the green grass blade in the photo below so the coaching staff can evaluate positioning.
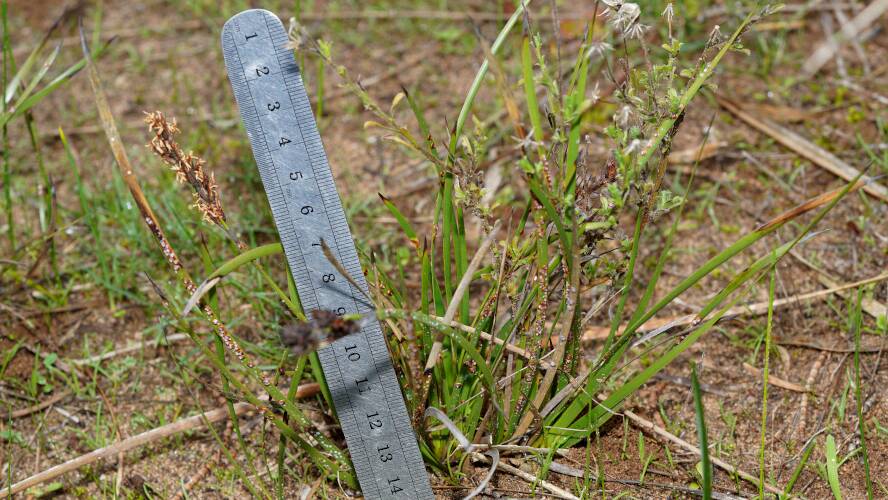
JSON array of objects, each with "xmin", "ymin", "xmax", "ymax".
[
  {"xmin": 403, "ymin": 86, "xmax": 432, "ymax": 153},
  {"xmin": 207, "ymin": 243, "xmax": 283, "ymax": 279},
  {"xmin": 6, "ymin": 50, "xmax": 99, "ymax": 125},
  {"xmin": 449, "ymin": 0, "xmax": 528, "ymax": 156},
  {"xmin": 378, "ymin": 193, "xmax": 418, "ymax": 248},
  {"xmin": 527, "ymin": 176, "xmax": 571, "ymax": 265},
  {"xmin": 601, "ymin": 212, "xmax": 643, "ymax": 354},
  {"xmin": 691, "ymin": 365, "xmax": 712, "ymax": 500},
  {"xmin": 784, "ymin": 437, "xmax": 817, "ymax": 495},
  {"xmin": 853, "ymin": 289, "xmax": 873, "ymax": 499},
  {"xmin": 825, "ymin": 434, "xmax": 842, "ymax": 500},
  {"xmin": 563, "ymin": 54, "xmax": 588, "ymax": 192},
  {"xmin": 2, "ymin": 0, "xmax": 15, "ymax": 251},
  {"xmin": 521, "ymin": 35, "xmax": 544, "ymax": 150},
  {"xmin": 625, "ymin": 176, "xmax": 863, "ymax": 353}
]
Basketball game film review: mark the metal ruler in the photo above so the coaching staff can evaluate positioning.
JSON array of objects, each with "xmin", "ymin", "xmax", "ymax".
[{"xmin": 221, "ymin": 10, "xmax": 432, "ymax": 499}]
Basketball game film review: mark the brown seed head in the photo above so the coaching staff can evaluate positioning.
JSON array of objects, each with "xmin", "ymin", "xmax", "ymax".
[
  {"xmin": 144, "ymin": 111, "xmax": 226, "ymax": 225},
  {"xmin": 279, "ymin": 309, "xmax": 360, "ymax": 357}
]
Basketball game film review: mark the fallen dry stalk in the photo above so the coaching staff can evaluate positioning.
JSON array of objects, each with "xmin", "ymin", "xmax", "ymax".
[
  {"xmin": 5, "ymin": 385, "xmax": 319, "ymax": 497},
  {"xmin": 801, "ymin": 0, "xmax": 888, "ymax": 78},
  {"xmin": 416, "ymin": 222, "xmax": 501, "ymax": 424},
  {"xmin": 469, "ymin": 452, "xmax": 580, "ymax": 500},
  {"xmin": 426, "ymin": 314, "xmax": 554, "ymax": 370},
  {"xmin": 741, "ymin": 362, "xmax": 807, "ymax": 393},
  {"xmin": 4, "ymin": 390, "xmax": 71, "ymax": 419},
  {"xmin": 625, "ymin": 409, "xmax": 784, "ymax": 496},
  {"xmin": 71, "ymin": 333, "xmax": 190, "ymax": 366},
  {"xmin": 583, "ymin": 270, "xmax": 888, "ymax": 341},
  {"xmin": 7, "ymin": 405, "xmax": 251, "ymax": 496},
  {"xmin": 718, "ymin": 97, "xmax": 888, "ymax": 202}
]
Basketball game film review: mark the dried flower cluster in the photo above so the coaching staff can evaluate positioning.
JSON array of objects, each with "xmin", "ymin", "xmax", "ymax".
[
  {"xmin": 145, "ymin": 111, "xmax": 226, "ymax": 225},
  {"xmin": 279, "ymin": 309, "xmax": 360, "ymax": 357},
  {"xmin": 602, "ymin": 0, "xmax": 648, "ymax": 39}
]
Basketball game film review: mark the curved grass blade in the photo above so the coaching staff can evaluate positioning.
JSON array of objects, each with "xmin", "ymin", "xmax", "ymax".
[
  {"xmin": 207, "ymin": 242, "xmax": 283, "ymax": 279},
  {"xmin": 449, "ymin": 0, "xmax": 529, "ymax": 156}
]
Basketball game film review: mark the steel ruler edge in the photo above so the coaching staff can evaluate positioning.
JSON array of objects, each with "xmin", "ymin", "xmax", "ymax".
[{"xmin": 221, "ymin": 9, "xmax": 432, "ymax": 499}]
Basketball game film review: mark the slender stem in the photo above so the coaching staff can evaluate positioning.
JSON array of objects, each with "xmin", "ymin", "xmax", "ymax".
[{"xmin": 759, "ymin": 264, "xmax": 776, "ymax": 498}]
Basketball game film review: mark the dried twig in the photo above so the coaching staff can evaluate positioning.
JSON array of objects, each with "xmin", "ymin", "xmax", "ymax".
[{"xmin": 625, "ymin": 409, "xmax": 784, "ymax": 496}]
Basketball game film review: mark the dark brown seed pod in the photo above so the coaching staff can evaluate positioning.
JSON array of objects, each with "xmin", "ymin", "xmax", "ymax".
[{"xmin": 279, "ymin": 309, "xmax": 360, "ymax": 357}]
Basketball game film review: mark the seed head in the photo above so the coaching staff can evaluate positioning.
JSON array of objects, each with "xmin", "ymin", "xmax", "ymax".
[
  {"xmin": 661, "ymin": 3, "xmax": 674, "ymax": 22},
  {"xmin": 588, "ymin": 41, "xmax": 613, "ymax": 58},
  {"xmin": 602, "ymin": 1, "xmax": 643, "ymax": 34},
  {"xmin": 144, "ymin": 111, "xmax": 226, "ymax": 226},
  {"xmin": 615, "ymin": 105, "xmax": 632, "ymax": 128},
  {"xmin": 706, "ymin": 24, "xmax": 723, "ymax": 50}
]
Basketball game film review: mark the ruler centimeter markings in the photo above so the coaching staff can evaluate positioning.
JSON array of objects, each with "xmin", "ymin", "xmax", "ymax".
[{"xmin": 221, "ymin": 10, "xmax": 433, "ymax": 499}]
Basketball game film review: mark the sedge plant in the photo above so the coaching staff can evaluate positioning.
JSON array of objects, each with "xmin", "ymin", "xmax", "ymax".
[{"xmin": 325, "ymin": 0, "xmax": 859, "ymax": 488}]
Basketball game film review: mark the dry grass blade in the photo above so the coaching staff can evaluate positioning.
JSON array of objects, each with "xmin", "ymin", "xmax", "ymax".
[
  {"xmin": 513, "ymin": 239, "xmax": 580, "ymax": 437},
  {"xmin": 791, "ymin": 249, "xmax": 887, "ymax": 319},
  {"xmin": 319, "ymin": 238, "xmax": 371, "ymax": 302},
  {"xmin": 667, "ymin": 140, "xmax": 725, "ymax": 164},
  {"xmin": 415, "ymin": 222, "xmax": 501, "ymax": 424},
  {"xmin": 741, "ymin": 362, "xmax": 807, "ymax": 393},
  {"xmin": 425, "ymin": 407, "xmax": 498, "ymax": 499},
  {"xmin": 77, "ymin": 24, "xmax": 168, "ymax": 245},
  {"xmin": 625, "ymin": 409, "xmax": 784, "ymax": 496},
  {"xmin": 4, "ymin": 390, "xmax": 71, "ymax": 419},
  {"xmin": 71, "ymin": 333, "xmax": 190, "ymax": 366},
  {"xmin": 424, "ymin": 314, "xmax": 554, "ymax": 369},
  {"xmin": 469, "ymin": 452, "xmax": 580, "ymax": 500},
  {"xmin": 801, "ymin": 0, "xmax": 888, "ymax": 78},
  {"xmin": 423, "ymin": 221, "xmax": 501, "ymax": 373},
  {"xmin": 583, "ymin": 270, "xmax": 888, "ymax": 341},
  {"xmin": 718, "ymin": 96, "xmax": 888, "ymax": 202},
  {"xmin": 4, "ymin": 386, "xmax": 319, "ymax": 497},
  {"xmin": 182, "ymin": 277, "xmax": 222, "ymax": 315},
  {"xmin": 325, "ymin": 44, "xmax": 437, "ymax": 102}
]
